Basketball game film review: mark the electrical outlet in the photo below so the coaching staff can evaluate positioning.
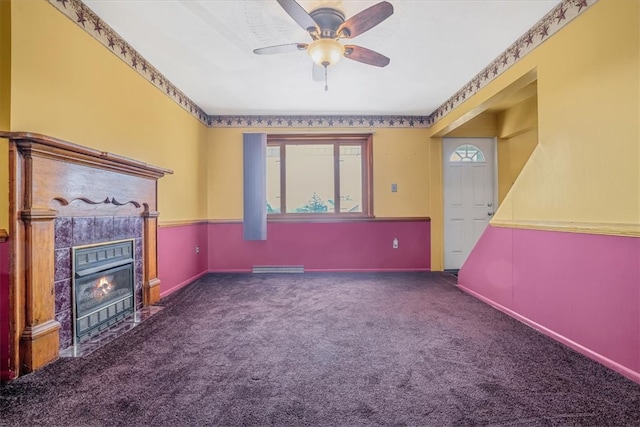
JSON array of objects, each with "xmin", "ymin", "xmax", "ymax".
[
  {"xmin": 392, "ymin": 238, "xmax": 398, "ymax": 249},
  {"xmin": 391, "ymin": 183, "xmax": 398, "ymax": 192},
  {"xmin": 195, "ymin": 245, "xmax": 200, "ymax": 254}
]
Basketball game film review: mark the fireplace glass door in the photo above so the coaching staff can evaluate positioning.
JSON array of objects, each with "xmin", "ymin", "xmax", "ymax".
[{"xmin": 72, "ymin": 240, "xmax": 135, "ymax": 343}]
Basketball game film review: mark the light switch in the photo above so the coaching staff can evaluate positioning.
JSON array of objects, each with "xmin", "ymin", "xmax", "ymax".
[{"xmin": 391, "ymin": 183, "xmax": 397, "ymax": 192}]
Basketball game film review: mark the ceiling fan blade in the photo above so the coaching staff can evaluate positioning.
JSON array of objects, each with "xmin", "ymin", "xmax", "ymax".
[
  {"xmin": 338, "ymin": 1, "xmax": 394, "ymax": 39},
  {"xmin": 276, "ymin": 0, "xmax": 319, "ymax": 33},
  {"xmin": 253, "ymin": 43, "xmax": 308, "ymax": 55},
  {"xmin": 344, "ymin": 45, "xmax": 390, "ymax": 67},
  {"xmin": 312, "ymin": 63, "xmax": 324, "ymax": 81}
]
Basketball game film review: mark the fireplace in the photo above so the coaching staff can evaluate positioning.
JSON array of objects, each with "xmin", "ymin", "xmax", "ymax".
[
  {"xmin": 73, "ymin": 240, "xmax": 135, "ymax": 344},
  {"xmin": 3, "ymin": 131, "xmax": 172, "ymax": 378}
]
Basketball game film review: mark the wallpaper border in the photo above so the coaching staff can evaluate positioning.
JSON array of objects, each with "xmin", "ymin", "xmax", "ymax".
[
  {"xmin": 49, "ymin": 0, "xmax": 596, "ymax": 128},
  {"xmin": 49, "ymin": 0, "xmax": 210, "ymax": 125},
  {"xmin": 429, "ymin": 0, "xmax": 597, "ymax": 122}
]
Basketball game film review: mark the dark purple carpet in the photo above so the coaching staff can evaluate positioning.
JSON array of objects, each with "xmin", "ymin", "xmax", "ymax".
[{"xmin": 1, "ymin": 272, "xmax": 640, "ymax": 426}]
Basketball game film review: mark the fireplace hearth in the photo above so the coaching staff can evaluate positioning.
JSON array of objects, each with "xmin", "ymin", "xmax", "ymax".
[{"xmin": 73, "ymin": 240, "xmax": 135, "ymax": 344}]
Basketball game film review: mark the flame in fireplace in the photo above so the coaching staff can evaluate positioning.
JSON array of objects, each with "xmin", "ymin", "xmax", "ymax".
[{"xmin": 95, "ymin": 276, "xmax": 113, "ymax": 298}]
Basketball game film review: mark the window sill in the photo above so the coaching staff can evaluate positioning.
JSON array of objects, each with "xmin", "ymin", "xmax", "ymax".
[
  {"xmin": 266, "ymin": 215, "xmax": 430, "ymax": 223},
  {"xmin": 267, "ymin": 214, "xmax": 375, "ymax": 223}
]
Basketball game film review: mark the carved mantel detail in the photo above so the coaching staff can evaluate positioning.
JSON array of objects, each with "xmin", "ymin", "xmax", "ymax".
[
  {"xmin": 53, "ymin": 196, "xmax": 144, "ymax": 208},
  {"xmin": 2, "ymin": 131, "xmax": 173, "ymax": 378}
]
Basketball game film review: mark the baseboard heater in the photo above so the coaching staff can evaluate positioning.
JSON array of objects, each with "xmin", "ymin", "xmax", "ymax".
[{"xmin": 252, "ymin": 265, "xmax": 305, "ymax": 274}]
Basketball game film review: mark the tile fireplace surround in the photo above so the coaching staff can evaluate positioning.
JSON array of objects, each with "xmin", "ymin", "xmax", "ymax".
[
  {"xmin": 54, "ymin": 217, "xmax": 144, "ymax": 349},
  {"xmin": 1, "ymin": 131, "xmax": 172, "ymax": 379}
]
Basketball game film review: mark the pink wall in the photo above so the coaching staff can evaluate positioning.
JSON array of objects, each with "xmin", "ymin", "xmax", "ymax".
[
  {"xmin": 459, "ymin": 225, "xmax": 640, "ymax": 383},
  {"xmin": 158, "ymin": 223, "xmax": 209, "ymax": 297},
  {"xmin": 0, "ymin": 239, "xmax": 11, "ymax": 380},
  {"xmin": 208, "ymin": 220, "xmax": 431, "ymax": 272},
  {"xmin": 157, "ymin": 220, "xmax": 429, "ymax": 297}
]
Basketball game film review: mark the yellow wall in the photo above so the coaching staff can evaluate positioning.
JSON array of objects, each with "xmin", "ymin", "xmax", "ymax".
[
  {"xmin": 5, "ymin": 0, "xmax": 637, "ymax": 272},
  {"xmin": 496, "ymin": 96, "xmax": 538, "ymax": 204},
  {"xmin": 373, "ymin": 128, "xmax": 431, "ymax": 217},
  {"xmin": 8, "ymin": 0, "xmax": 208, "ymax": 222},
  {"xmin": 498, "ymin": 96, "xmax": 537, "ymax": 139},
  {"xmin": 497, "ymin": 130, "xmax": 538, "ymax": 205},
  {"xmin": 428, "ymin": 137, "xmax": 444, "ymax": 270},
  {"xmin": 429, "ymin": 0, "xmax": 639, "ymax": 240},
  {"xmin": 207, "ymin": 127, "xmax": 431, "ymax": 220},
  {"xmin": 444, "ymin": 113, "xmax": 498, "ymax": 138},
  {"xmin": 501, "ymin": 1, "xmax": 638, "ymax": 227},
  {"xmin": 0, "ymin": 0, "xmax": 10, "ymax": 230},
  {"xmin": 207, "ymin": 128, "xmax": 243, "ymax": 220}
]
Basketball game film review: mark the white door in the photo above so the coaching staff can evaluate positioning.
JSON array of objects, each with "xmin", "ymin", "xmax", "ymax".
[{"xmin": 443, "ymin": 138, "xmax": 496, "ymax": 270}]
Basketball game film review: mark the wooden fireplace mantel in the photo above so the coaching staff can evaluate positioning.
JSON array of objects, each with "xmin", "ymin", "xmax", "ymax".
[
  {"xmin": 2, "ymin": 132, "xmax": 172, "ymax": 179},
  {"xmin": 2, "ymin": 131, "xmax": 173, "ymax": 378}
]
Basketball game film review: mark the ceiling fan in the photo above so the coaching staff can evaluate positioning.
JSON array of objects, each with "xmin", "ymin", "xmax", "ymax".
[{"xmin": 253, "ymin": 0, "xmax": 394, "ymax": 90}]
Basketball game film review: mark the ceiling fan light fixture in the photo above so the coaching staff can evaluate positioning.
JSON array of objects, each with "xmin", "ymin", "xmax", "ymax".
[{"xmin": 307, "ymin": 38, "xmax": 345, "ymax": 67}]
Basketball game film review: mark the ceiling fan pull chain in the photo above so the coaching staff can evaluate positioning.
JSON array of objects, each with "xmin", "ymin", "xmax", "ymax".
[{"xmin": 324, "ymin": 64, "xmax": 328, "ymax": 92}]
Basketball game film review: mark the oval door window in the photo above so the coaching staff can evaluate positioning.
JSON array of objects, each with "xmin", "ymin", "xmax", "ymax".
[{"xmin": 449, "ymin": 144, "xmax": 486, "ymax": 162}]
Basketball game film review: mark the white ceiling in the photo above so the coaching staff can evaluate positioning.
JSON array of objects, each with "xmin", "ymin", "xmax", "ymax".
[{"xmin": 83, "ymin": 0, "xmax": 559, "ymax": 116}]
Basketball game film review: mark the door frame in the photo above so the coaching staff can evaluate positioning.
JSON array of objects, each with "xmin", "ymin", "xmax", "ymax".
[{"xmin": 442, "ymin": 137, "xmax": 498, "ymax": 272}]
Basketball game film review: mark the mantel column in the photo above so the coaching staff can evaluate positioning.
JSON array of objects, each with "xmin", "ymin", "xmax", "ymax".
[
  {"xmin": 143, "ymin": 210, "xmax": 161, "ymax": 305},
  {"xmin": 20, "ymin": 208, "xmax": 61, "ymax": 372}
]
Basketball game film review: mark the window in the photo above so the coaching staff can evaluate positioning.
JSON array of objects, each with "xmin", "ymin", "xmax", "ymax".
[
  {"xmin": 449, "ymin": 144, "xmax": 486, "ymax": 162},
  {"xmin": 267, "ymin": 134, "xmax": 372, "ymax": 217}
]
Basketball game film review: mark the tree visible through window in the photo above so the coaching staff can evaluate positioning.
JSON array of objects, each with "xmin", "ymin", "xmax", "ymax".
[{"xmin": 267, "ymin": 134, "xmax": 372, "ymax": 216}]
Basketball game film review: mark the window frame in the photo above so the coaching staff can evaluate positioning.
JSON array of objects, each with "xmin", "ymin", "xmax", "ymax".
[
  {"xmin": 449, "ymin": 144, "xmax": 486, "ymax": 163},
  {"xmin": 267, "ymin": 134, "xmax": 373, "ymax": 220}
]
